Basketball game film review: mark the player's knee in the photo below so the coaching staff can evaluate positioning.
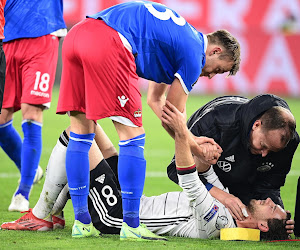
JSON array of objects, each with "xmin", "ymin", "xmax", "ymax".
[
  {"xmin": 0, "ymin": 108, "xmax": 14, "ymax": 124},
  {"xmin": 21, "ymin": 104, "xmax": 44, "ymax": 122}
]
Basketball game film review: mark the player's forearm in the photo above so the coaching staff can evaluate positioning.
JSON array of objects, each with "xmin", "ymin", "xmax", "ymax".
[
  {"xmin": 209, "ymin": 186, "xmax": 229, "ymax": 202},
  {"xmin": 147, "ymin": 81, "xmax": 168, "ymax": 119},
  {"xmin": 177, "ymin": 166, "xmax": 210, "ymax": 203}
]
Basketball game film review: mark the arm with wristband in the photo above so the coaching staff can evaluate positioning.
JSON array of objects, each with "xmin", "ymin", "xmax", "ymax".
[{"xmin": 161, "ymin": 100, "xmax": 235, "ymax": 238}]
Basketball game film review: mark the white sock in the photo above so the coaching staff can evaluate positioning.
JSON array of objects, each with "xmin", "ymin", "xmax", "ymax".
[
  {"xmin": 33, "ymin": 138, "xmax": 68, "ymax": 219},
  {"xmin": 51, "ymin": 184, "xmax": 69, "ymax": 216}
]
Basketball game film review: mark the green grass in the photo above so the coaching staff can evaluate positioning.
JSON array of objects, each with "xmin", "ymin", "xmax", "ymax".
[{"xmin": 0, "ymin": 87, "xmax": 299, "ymax": 249}]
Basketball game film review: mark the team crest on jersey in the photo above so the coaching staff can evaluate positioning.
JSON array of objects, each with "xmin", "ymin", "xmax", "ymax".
[
  {"xmin": 217, "ymin": 161, "xmax": 232, "ymax": 172},
  {"xmin": 257, "ymin": 162, "xmax": 274, "ymax": 172},
  {"xmin": 134, "ymin": 109, "xmax": 142, "ymax": 118},
  {"xmin": 215, "ymin": 215, "xmax": 228, "ymax": 230},
  {"xmin": 204, "ymin": 205, "xmax": 219, "ymax": 222}
]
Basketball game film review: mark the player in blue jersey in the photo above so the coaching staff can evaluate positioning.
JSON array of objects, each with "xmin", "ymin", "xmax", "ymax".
[
  {"xmin": 56, "ymin": 1, "xmax": 241, "ymax": 239},
  {"xmin": 0, "ymin": 0, "xmax": 67, "ymax": 212}
]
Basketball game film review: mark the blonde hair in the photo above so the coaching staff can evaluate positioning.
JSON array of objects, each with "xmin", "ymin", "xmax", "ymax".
[{"xmin": 207, "ymin": 29, "xmax": 241, "ymax": 76}]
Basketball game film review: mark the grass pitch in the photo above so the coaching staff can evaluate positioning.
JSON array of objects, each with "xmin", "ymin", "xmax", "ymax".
[{"xmin": 0, "ymin": 88, "xmax": 299, "ymax": 249}]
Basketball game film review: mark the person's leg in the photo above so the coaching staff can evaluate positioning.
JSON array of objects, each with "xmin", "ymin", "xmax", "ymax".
[
  {"xmin": 94, "ymin": 123, "xmax": 118, "ymax": 159},
  {"xmin": 0, "ymin": 127, "xmax": 104, "ymax": 231},
  {"xmin": 0, "ymin": 40, "xmax": 6, "ymax": 113},
  {"xmin": 1, "ymin": 129, "xmax": 65, "ymax": 232},
  {"xmin": 0, "ymin": 108, "xmax": 22, "ymax": 172},
  {"xmin": 0, "ymin": 41, "xmax": 23, "ymax": 174},
  {"xmin": 67, "ymin": 112, "xmax": 96, "ymax": 226},
  {"xmin": 113, "ymin": 122, "xmax": 146, "ymax": 228},
  {"xmin": 88, "ymin": 158, "xmax": 123, "ymax": 234},
  {"xmin": 13, "ymin": 104, "xmax": 43, "ymax": 201},
  {"xmin": 94, "ymin": 124, "xmax": 119, "ymax": 185},
  {"xmin": 32, "ymin": 130, "xmax": 69, "ymax": 219},
  {"xmin": 8, "ymin": 34, "xmax": 59, "ymax": 211}
]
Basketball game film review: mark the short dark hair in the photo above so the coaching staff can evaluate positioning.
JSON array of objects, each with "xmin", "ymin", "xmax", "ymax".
[
  {"xmin": 259, "ymin": 106, "xmax": 296, "ymax": 145},
  {"xmin": 260, "ymin": 212, "xmax": 291, "ymax": 241},
  {"xmin": 207, "ymin": 29, "xmax": 241, "ymax": 76}
]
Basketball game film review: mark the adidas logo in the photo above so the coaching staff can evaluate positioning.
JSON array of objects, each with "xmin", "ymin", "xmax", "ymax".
[
  {"xmin": 95, "ymin": 174, "xmax": 105, "ymax": 184},
  {"xmin": 225, "ymin": 155, "xmax": 235, "ymax": 162}
]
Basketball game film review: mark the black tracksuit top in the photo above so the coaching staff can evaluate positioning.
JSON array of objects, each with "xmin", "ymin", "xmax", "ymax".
[{"xmin": 167, "ymin": 94, "xmax": 299, "ymax": 207}]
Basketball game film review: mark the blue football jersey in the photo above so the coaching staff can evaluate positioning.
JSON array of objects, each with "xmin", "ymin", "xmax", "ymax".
[
  {"xmin": 4, "ymin": 0, "xmax": 66, "ymax": 42},
  {"xmin": 88, "ymin": 1, "xmax": 206, "ymax": 93}
]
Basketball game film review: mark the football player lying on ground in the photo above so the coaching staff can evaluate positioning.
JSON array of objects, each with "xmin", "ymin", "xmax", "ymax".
[
  {"xmin": 1, "ymin": 105, "xmax": 293, "ymax": 240},
  {"xmin": 166, "ymin": 94, "xmax": 299, "ymax": 222}
]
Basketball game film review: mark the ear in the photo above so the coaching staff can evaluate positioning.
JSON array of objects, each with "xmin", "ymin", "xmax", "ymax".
[
  {"xmin": 252, "ymin": 120, "xmax": 262, "ymax": 130},
  {"xmin": 209, "ymin": 47, "xmax": 222, "ymax": 56},
  {"xmin": 257, "ymin": 220, "xmax": 269, "ymax": 232}
]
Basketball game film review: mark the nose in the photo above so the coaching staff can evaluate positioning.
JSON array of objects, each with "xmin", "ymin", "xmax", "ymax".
[
  {"xmin": 265, "ymin": 198, "xmax": 272, "ymax": 205},
  {"xmin": 261, "ymin": 149, "xmax": 269, "ymax": 157}
]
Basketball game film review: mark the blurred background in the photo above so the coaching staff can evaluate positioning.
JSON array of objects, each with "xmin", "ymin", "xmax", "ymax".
[{"xmin": 55, "ymin": 0, "xmax": 300, "ymax": 97}]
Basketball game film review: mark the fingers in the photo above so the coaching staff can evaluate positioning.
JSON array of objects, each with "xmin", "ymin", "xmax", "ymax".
[
  {"xmin": 227, "ymin": 204, "xmax": 244, "ymax": 221},
  {"xmin": 285, "ymin": 219, "xmax": 295, "ymax": 234},
  {"xmin": 286, "ymin": 219, "xmax": 295, "ymax": 226},
  {"xmin": 228, "ymin": 209, "xmax": 238, "ymax": 221},
  {"xmin": 199, "ymin": 143, "xmax": 222, "ymax": 163},
  {"xmin": 242, "ymin": 208, "xmax": 249, "ymax": 217},
  {"xmin": 194, "ymin": 137, "xmax": 223, "ymax": 154},
  {"xmin": 231, "ymin": 204, "xmax": 245, "ymax": 221},
  {"xmin": 224, "ymin": 197, "xmax": 247, "ymax": 221}
]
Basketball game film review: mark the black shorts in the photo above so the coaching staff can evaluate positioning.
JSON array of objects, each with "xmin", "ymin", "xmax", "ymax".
[
  {"xmin": 88, "ymin": 159, "xmax": 123, "ymax": 234},
  {"xmin": 0, "ymin": 41, "xmax": 6, "ymax": 113}
]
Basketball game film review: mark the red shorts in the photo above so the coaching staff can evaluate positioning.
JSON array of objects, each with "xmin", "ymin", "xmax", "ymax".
[
  {"xmin": 56, "ymin": 18, "xmax": 142, "ymax": 127},
  {"xmin": 3, "ymin": 35, "xmax": 59, "ymax": 111}
]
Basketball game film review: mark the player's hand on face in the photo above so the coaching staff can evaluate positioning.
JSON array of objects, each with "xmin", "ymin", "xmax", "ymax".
[
  {"xmin": 223, "ymin": 194, "xmax": 248, "ymax": 221},
  {"xmin": 285, "ymin": 210, "xmax": 294, "ymax": 235},
  {"xmin": 161, "ymin": 100, "xmax": 187, "ymax": 135}
]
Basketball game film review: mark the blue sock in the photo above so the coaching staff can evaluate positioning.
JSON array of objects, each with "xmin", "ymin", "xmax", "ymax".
[
  {"xmin": 67, "ymin": 132, "xmax": 95, "ymax": 225},
  {"xmin": 0, "ymin": 120, "xmax": 22, "ymax": 171},
  {"xmin": 118, "ymin": 134, "xmax": 146, "ymax": 228},
  {"xmin": 15, "ymin": 120, "xmax": 42, "ymax": 200}
]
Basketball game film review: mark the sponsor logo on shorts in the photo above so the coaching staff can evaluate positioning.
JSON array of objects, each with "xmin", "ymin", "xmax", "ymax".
[
  {"xmin": 257, "ymin": 162, "xmax": 274, "ymax": 172},
  {"xmin": 118, "ymin": 95, "xmax": 129, "ymax": 107},
  {"xmin": 204, "ymin": 205, "xmax": 219, "ymax": 222},
  {"xmin": 217, "ymin": 161, "xmax": 232, "ymax": 172},
  {"xmin": 215, "ymin": 215, "xmax": 229, "ymax": 230},
  {"xmin": 30, "ymin": 90, "xmax": 50, "ymax": 98},
  {"xmin": 134, "ymin": 109, "xmax": 142, "ymax": 118}
]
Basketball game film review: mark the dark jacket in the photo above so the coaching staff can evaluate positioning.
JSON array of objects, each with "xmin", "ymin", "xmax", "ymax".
[{"xmin": 167, "ymin": 94, "xmax": 299, "ymax": 207}]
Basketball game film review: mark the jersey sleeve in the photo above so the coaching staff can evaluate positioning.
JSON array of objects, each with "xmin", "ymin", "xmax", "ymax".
[
  {"xmin": 177, "ymin": 168, "xmax": 236, "ymax": 238},
  {"xmin": 175, "ymin": 47, "xmax": 205, "ymax": 94}
]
